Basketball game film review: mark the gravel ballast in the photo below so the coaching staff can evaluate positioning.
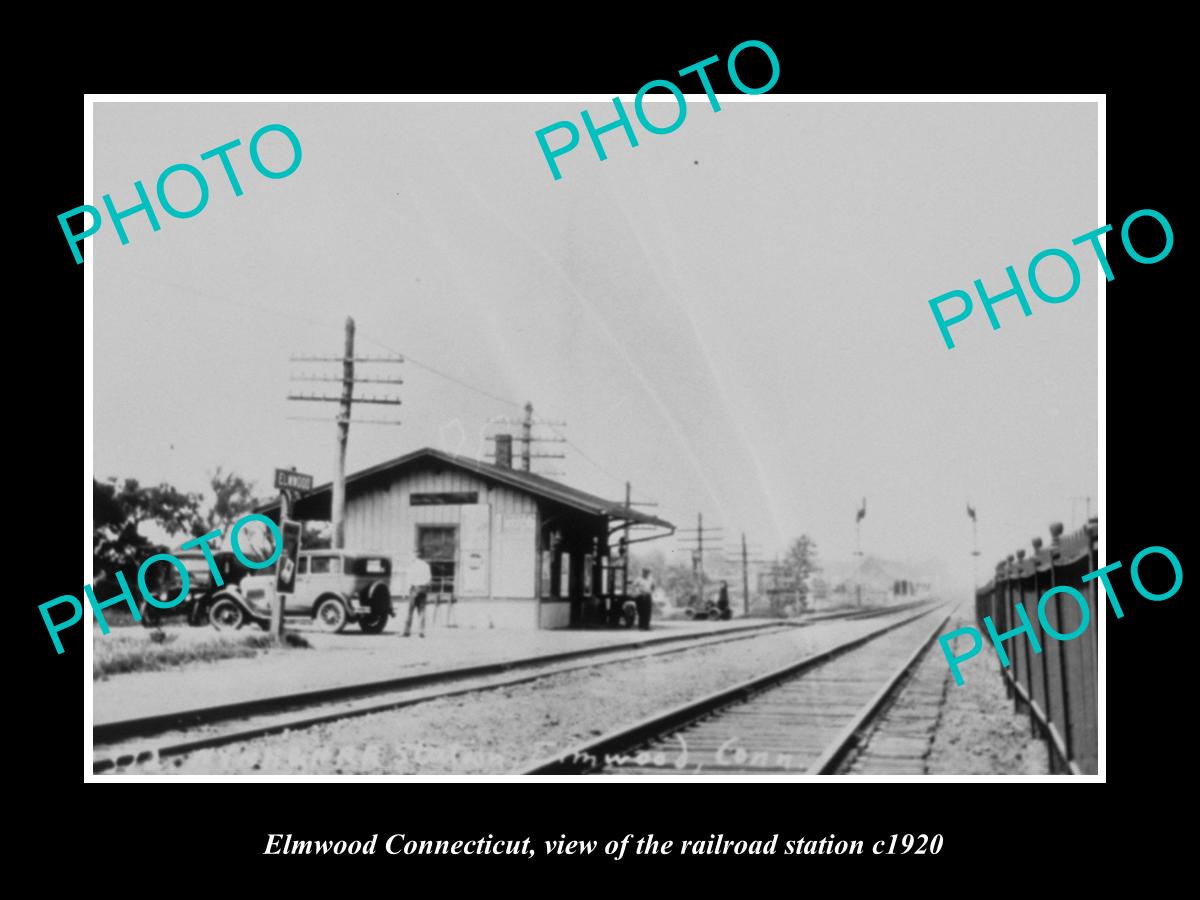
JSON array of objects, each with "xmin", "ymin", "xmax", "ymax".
[{"xmin": 117, "ymin": 608, "xmax": 943, "ymax": 776}]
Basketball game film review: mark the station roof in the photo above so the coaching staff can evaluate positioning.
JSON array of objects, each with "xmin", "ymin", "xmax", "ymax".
[{"xmin": 260, "ymin": 447, "xmax": 674, "ymax": 530}]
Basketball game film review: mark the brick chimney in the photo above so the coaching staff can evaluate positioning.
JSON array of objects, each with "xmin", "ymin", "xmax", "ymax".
[{"xmin": 494, "ymin": 433, "xmax": 513, "ymax": 469}]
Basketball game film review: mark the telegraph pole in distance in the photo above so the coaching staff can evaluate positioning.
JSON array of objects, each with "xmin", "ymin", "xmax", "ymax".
[
  {"xmin": 676, "ymin": 513, "xmax": 723, "ymax": 607},
  {"xmin": 723, "ymin": 536, "xmax": 766, "ymax": 617},
  {"xmin": 623, "ymin": 482, "xmax": 632, "ymax": 598},
  {"xmin": 486, "ymin": 401, "xmax": 566, "ymax": 475},
  {"xmin": 619, "ymin": 481, "xmax": 659, "ymax": 594},
  {"xmin": 277, "ymin": 487, "xmax": 291, "ymax": 637},
  {"xmin": 522, "ymin": 402, "xmax": 533, "ymax": 472},
  {"xmin": 742, "ymin": 533, "xmax": 750, "ymax": 616},
  {"xmin": 1068, "ymin": 495, "xmax": 1092, "ymax": 529},
  {"xmin": 332, "ymin": 317, "xmax": 355, "ymax": 548}
]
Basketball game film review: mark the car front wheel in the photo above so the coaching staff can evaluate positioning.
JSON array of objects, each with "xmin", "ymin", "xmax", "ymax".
[
  {"xmin": 209, "ymin": 597, "xmax": 246, "ymax": 631},
  {"xmin": 314, "ymin": 597, "xmax": 348, "ymax": 634}
]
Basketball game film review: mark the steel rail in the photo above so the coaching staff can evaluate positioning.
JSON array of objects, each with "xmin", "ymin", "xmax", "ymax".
[
  {"xmin": 805, "ymin": 610, "xmax": 951, "ymax": 774},
  {"xmin": 516, "ymin": 602, "xmax": 949, "ymax": 775},
  {"xmin": 94, "ymin": 620, "xmax": 788, "ymax": 748},
  {"xmin": 94, "ymin": 603, "xmax": 940, "ymax": 774}
]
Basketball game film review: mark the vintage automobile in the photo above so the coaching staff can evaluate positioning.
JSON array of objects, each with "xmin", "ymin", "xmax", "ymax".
[
  {"xmin": 209, "ymin": 549, "xmax": 394, "ymax": 634},
  {"xmin": 137, "ymin": 548, "xmax": 246, "ymax": 627}
]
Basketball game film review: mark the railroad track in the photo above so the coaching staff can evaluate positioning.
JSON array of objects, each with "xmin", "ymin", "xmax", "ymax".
[
  {"xmin": 517, "ymin": 603, "xmax": 952, "ymax": 775},
  {"xmin": 93, "ymin": 602, "xmax": 927, "ymax": 773}
]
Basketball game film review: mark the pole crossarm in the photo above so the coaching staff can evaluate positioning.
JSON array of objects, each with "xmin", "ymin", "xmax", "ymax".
[
  {"xmin": 289, "ymin": 355, "xmax": 404, "ymax": 363},
  {"xmin": 290, "ymin": 375, "xmax": 404, "ymax": 385}
]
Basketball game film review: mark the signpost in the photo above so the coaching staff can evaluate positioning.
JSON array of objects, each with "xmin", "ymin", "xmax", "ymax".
[
  {"xmin": 275, "ymin": 468, "xmax": 314, "ymax": 493},
  {"xmin": 272, "ymin": 468, "xmax": 312, "ymax": 640},
  {"xmin": 273, "ymin": 520, "xmax": 302, "ymax": 638},
  {"xmin": 276, "ymin": 521, "xmax": 302, "ymax": 594}
]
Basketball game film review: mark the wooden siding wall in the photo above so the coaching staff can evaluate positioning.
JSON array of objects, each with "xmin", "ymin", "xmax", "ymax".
[{"xmin": 342, "ymin": 467, "xmax": 539, "ymax": 600}]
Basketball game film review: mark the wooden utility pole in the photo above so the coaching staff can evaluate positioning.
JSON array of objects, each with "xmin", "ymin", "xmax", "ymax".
[
  {"xmin": 623, "ymin": 481, "xmax": 632, "ymax": 594},
  {"xmin": 487, "ymin": 402, "xmax": 565, "ymax": 475},
  {"xmin": 332, "ymin": 317, "xmax": 355, "ymax": 548},
  {"xmin": 676, "ymin": 514, "xmax": 723, "ymax": 607},
  {"xmin": 741, "ymin": 532, "xmax": 750, "ymax": 617},
  {"xmin": 618, "ymin": 482, "xmax": 659, "ymax": 606},
  {"xmin": 1069, "ymin": 495, "xmax": 1092, "ymax": 529},
  {"xmin": 723, "ymin": 537, "xmax": 765, "ymax": 617},
  {"xmin": 274, "ymin": 489, "xmax": 290, "ymax": 637},
  {"xmin": 286, "ymin": 318, "xmax": 403, "ymax": 547},
  {"xmin": 521, "ymin": 402, "xmax": 533, "ymax": 472}
]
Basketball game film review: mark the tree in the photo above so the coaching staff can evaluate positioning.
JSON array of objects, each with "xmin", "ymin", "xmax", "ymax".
[
  {"xmin": 302, "ymin": 521, "xmax": 332, "ymax": 549},
  {"xmin": 195, "ymin": 467, "xmax": 259, "ymax": 536},
  {"xmin": 783, "ymin": 535, "xmax": 821, "ymax": 606},
  {"xmin": 93, "ymin": 478, "xmax": 201, "ymax": 576},
  {"xmin": 811, "ymin": 576, "xmax": 830, "ymax": 604}
]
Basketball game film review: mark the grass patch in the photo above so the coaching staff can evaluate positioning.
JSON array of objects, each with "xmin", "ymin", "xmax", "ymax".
[{"xmin": 94, "ymin": 628, "xmax": 310, "ymax": 680}]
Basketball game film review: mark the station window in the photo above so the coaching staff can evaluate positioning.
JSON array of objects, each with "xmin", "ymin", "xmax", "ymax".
[{"xmin": 417, "ymin": 526, "xmax": 457, "ymax": 596}]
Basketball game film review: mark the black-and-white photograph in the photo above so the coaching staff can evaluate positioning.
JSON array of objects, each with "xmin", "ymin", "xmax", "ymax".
[{"xmin": 86, "ymin": 97, "xmax": 1099, "ymax": 778}]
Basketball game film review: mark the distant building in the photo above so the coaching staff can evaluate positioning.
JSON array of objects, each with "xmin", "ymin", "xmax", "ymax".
[
  {"xmin": 262, "ymin": 447, "xmax": 672, "ymax": 629},
  {"xmin": 828, "ymin": 555, "xmax": 931, "ymax": 605}
]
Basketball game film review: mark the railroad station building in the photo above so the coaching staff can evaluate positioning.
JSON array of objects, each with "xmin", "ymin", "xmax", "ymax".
[{"xmin": 268, "ymin": 446, "xmax": 673, "ymax": 629}]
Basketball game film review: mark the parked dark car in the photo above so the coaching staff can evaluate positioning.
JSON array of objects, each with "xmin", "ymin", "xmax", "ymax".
[
  {"xmin": 137, "ymin": 549, "xmax": 245, "ymax": 627},
  {"xmin": 212, "ymin": 550, "xmax": 393, "ymax": 634}
]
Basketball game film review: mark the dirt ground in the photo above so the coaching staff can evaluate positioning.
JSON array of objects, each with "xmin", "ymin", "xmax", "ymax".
[{"xmin": 925, "ymin": 620, "xmax": 1051, "ymax": 776}]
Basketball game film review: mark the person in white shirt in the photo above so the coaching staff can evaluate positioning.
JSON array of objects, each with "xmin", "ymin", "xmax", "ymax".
[
  {"xmin": 402, "ymin": 556, "xmax": 433, "ymax": 638},
  {"xmin": 632, "ymin": 568, "xmax": 656, "ymax": 631}
]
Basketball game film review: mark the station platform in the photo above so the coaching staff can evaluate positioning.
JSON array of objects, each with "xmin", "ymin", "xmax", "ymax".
[{"xmin": 91, "ymin": 616, "xmax": 784, "ymax": 727}]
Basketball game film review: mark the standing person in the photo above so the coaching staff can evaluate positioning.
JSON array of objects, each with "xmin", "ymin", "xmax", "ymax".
[
  {"xmin": 632, "ymin": 567, "xmax": 656, "ymax": 631},
  {"xmin": 402, "ymin": 555, "xmax": 433, "ymax": 638},
  {"xmin": 717, "ymin": 581, "xmax": 731, "ymax": 620}
]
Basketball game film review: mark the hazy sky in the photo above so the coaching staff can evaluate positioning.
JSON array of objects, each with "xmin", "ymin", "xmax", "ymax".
[{"xmin": 92, "ymin": 100, "xmax": 1098, "ymax": 589}]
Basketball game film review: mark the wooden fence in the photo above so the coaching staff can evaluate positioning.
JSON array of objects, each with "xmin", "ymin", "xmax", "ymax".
[{"xmin": 974, "ymin": 519, "xmax": 1098, "ymax": 775}]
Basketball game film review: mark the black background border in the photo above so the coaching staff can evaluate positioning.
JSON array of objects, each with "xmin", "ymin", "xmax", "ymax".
[{"xmin": 19, "ymin": 29, "xmax": 1186, "ymax": 879}]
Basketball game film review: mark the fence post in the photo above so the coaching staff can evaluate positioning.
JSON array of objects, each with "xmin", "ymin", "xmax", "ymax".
[
  {"xmin": 1028, "ymin": 538, "xmax": 1043, "ymax": 735},
  {"xmin": 1051, "ymin": 522, "xmax": 1074, "ymax": 770},
  {"xmin": 1084, "ymin": 517, "xmax": 1099, "ymax": 773}
]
